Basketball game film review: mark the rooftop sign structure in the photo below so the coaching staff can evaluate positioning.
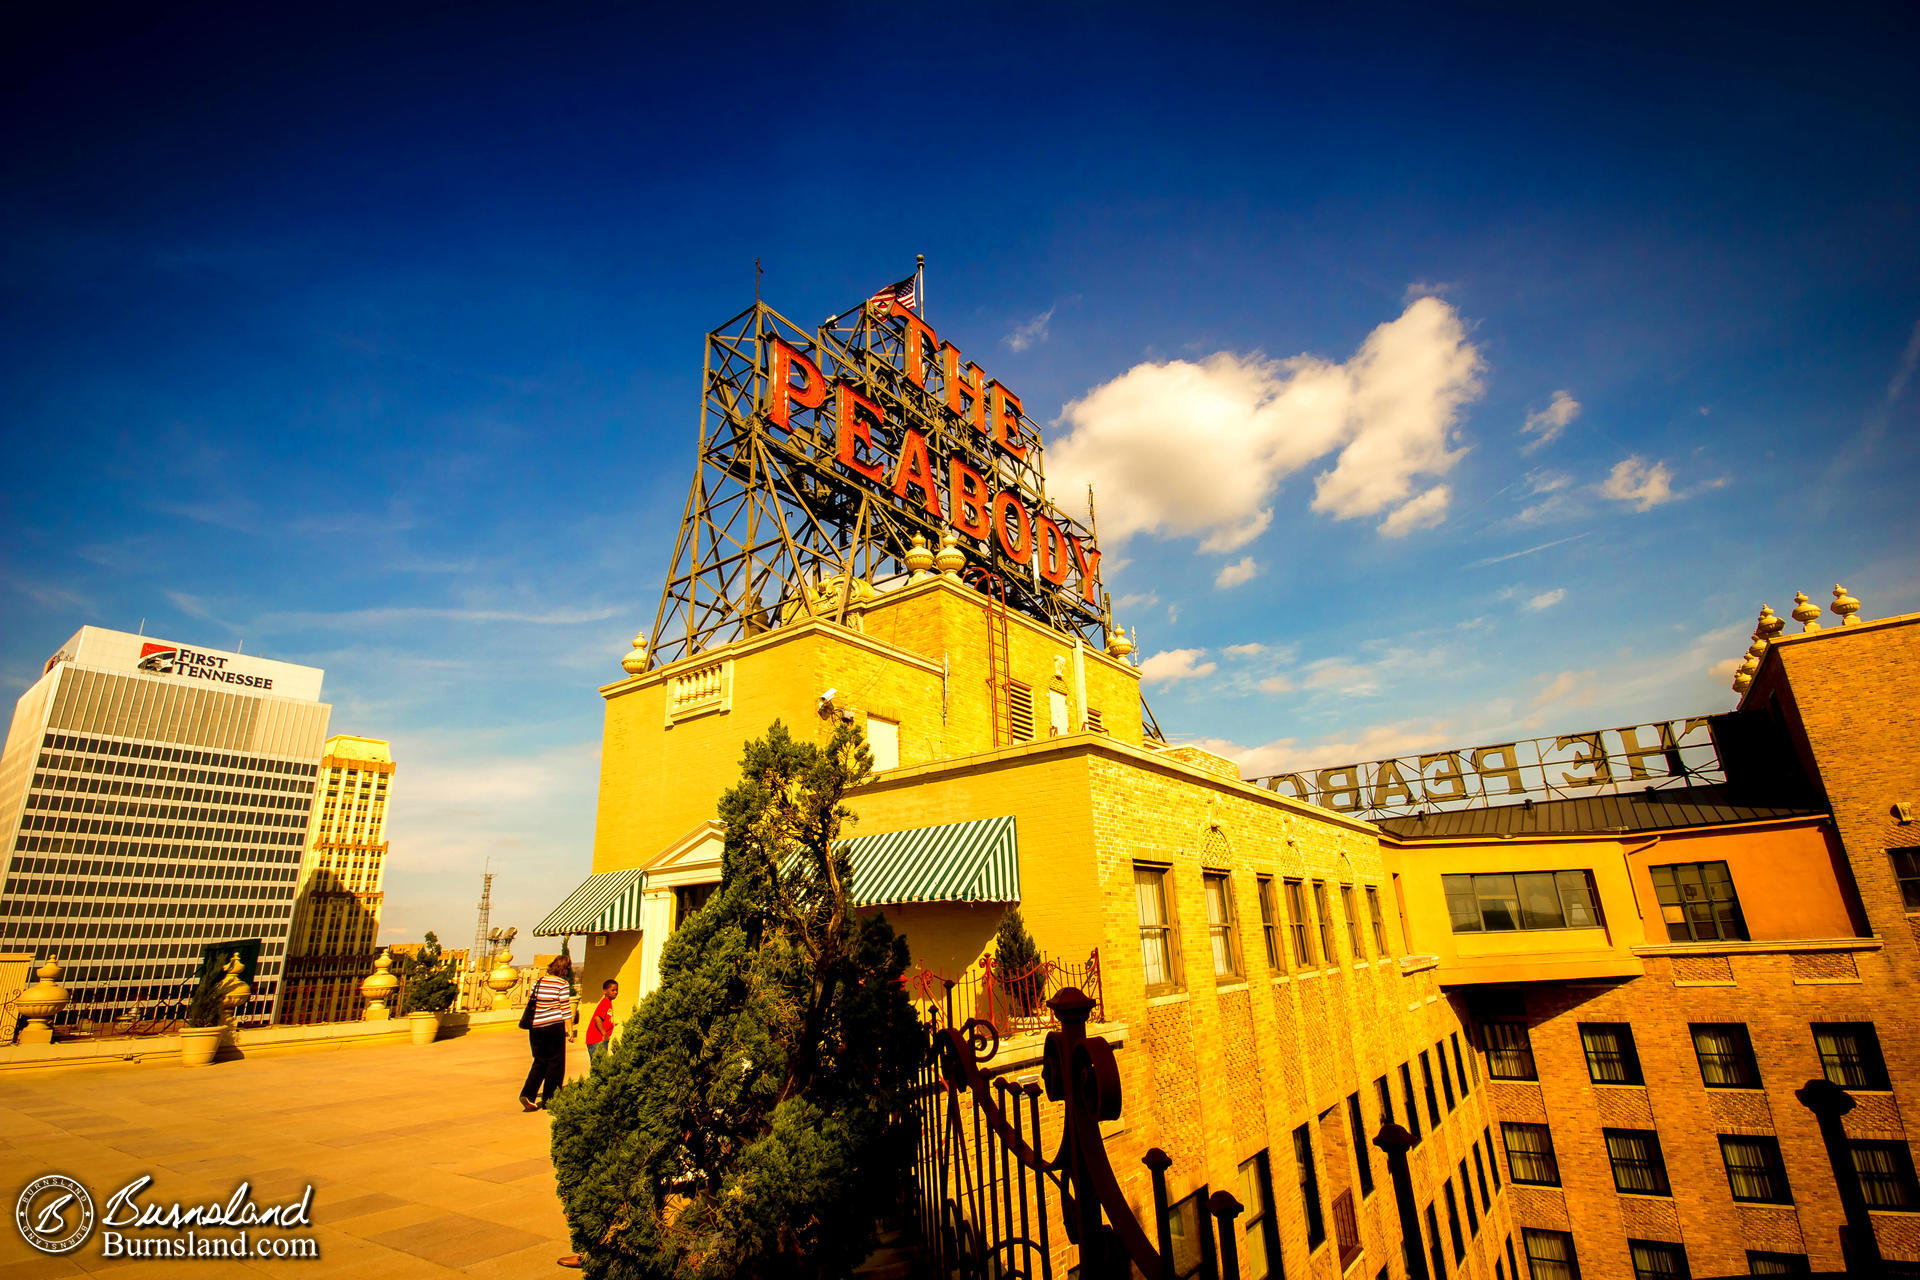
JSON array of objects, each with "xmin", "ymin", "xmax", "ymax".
[
  {"xmin": 1247, "ymin": 716, "xmax": 1729, "ymax": 818},
  {"xmin": 642, "ymin": 281, "xmax": 1109, "ymax": 669}
]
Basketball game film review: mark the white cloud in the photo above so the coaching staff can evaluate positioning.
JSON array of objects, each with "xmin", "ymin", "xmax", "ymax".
[
  {"xmin": 1224, "ymin": 643, "xmax": 1266, "ymax": 658},
  {"xmin": 1530, "ymin": 669, "xmax": 1596, "ymax": 709},
  {"xmin": 1003, "ymin": 306, "xmax": 1055, "ymax": 353},
  {"xmin": 1521, "ymin": 390, "xmax": 1580, "ymax": 452},
  {"xmin": 1599, "ymin": 456, "xmax": 1675, "ymax": 511},
  {"xmin": 1524, "ymin": 588, "xmax": 1566, "ymax": 611},
  {"xmin": 1527, "ymin": 470, "xmax": 1572, "ymax": 494},
  {"xmin": 1115, "ymin": 590, "xmax": 1159, "ymax": 611},
  {"xmin": 1139, "ymin": 648, "xmax": 1217, "ymax": 685},
  {"xmin": 1215, "ymin": 556, "xmax": 1261, "ymax": 589},
  {"xmin": 1300, "ymin": 659, "xmax": 1378, "ymax": 695},
  {"xmin": 1049, "ymin": 297, "xmax": 1482, "ymax": 551},
  {"xmin": 1378, "ymin": 485, "xmax": 1450, "ymax": 537},
  {"xmin": 1257, "ymin": 675, "xmax": 1295, "ymax": 694},
  {"xmin": 1187, "ymin": 718, "xmax": 1455, "ymax": 779},
  {"xmin": 1467, "ymin": 532, "xmax": 1590, "ymax": 568}
]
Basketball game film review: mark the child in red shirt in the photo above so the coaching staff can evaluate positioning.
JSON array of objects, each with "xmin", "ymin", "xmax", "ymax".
[{"xmin": 585, "ymin": 978, "xmax": 618, "ymax": 1064}]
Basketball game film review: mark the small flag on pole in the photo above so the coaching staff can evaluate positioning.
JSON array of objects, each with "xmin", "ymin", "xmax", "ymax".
[{"xmin": 867, "ymin": 274, "xmax": 918, "ymax": 316}]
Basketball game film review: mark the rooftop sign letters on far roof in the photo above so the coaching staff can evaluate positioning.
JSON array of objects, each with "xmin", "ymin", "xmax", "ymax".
[{"xmin": 644, "ymin": 285, "xmax": 1112, "ymax": 668}]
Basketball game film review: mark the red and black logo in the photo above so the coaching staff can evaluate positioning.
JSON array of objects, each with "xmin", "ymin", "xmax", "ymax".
[{"xmin": 136, "ymin": 643, "xmax": 179, "ymax": 675}]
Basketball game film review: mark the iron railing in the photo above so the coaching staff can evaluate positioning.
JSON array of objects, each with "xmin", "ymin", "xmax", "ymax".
[
  {"xmin": 908, "ymin": 986, "xmax": 1249, "ymax": 1280},
  {"xmin": 905, "ymin": 950, "xmax": 1102, "ymax": 1040}
]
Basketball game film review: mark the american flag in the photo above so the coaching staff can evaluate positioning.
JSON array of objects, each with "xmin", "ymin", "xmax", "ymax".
[{"xmin": 868, "ymin": 274, "xmax": 917, "ymax": 316}]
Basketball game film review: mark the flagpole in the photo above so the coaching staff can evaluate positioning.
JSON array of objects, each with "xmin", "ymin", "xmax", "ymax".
[{"xmin": 916, "ymin": 253, "xmax": 925, "ymax": 321}]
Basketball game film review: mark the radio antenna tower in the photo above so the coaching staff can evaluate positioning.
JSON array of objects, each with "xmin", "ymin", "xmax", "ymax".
[{"xmin": 471, "ymin": 864, "xmax": 495, "ymax": 970}]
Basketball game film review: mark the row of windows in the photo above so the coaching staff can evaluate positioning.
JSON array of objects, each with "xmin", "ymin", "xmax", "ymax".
[
  {"xmin": 1, "ymin": 896, "xmax": 294, "ymax": 937},
  {"xmin": 33, "ymin": 771, "xmax": 314, "ymax": 807},
  {"xmin": 26, "ymin": 792, "xmax": 310, "ymax": 824},
  {"xmin": 18, "ymin": 814, "xmax": 306, "ymax": 847},
  {"xmin": 13, "ymin": 840, "xmax": 299, "ymax": 869},
  {"xmin": 1136, "ymin": 864, "xmax": 1391, "ymax": 991},
  {"xmin": 1443, "ymin": 860, "xmax": 1750, "ymax": 942},
  {"xmin": 42, "ymin": 734, "xmax": 319, "ymax": 777},
  {"xmin": 5, "ymin": 870, "xmax": 295, "ymax": 899},
  {"xmin": 1484, "ymin": 1018, "xmax": 1894, "ymax": 1092},
  {"xmin": 1503, "ymin": 1119, "xmax": 1920, "ymax": 1209}
]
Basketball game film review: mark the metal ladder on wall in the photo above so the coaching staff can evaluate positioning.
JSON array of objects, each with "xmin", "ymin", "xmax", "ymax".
[{"xmin": 965, "ymin": 568, "xmax": 1013, "ymax": 748}]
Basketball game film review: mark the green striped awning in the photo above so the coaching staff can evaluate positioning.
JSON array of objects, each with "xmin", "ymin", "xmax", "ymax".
[
  {"xmin": 842, "ymin": 816, "xmax": 1019, "ymax": 906},
  {"xmin": 534, "ymin": 868, "xmax": 646, "ymax": 936}
]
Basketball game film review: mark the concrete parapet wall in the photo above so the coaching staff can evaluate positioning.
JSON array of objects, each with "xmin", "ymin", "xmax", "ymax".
[{"xmin": 0, "ymin": 1007, "xmax": 524, "ymax": 1071}]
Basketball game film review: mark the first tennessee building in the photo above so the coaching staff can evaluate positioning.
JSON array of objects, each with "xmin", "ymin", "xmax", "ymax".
[{"xmin": 539, "ymin": 289, "xmax": 1920, "ymax": 1279}]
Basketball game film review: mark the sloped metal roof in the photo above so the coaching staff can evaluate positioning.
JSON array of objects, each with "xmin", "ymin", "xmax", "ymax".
[{"xmin": 1376, "ymin": 786, "xmax": 1824, "ymax": 840}]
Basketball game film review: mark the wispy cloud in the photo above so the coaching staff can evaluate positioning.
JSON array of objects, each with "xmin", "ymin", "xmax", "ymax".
[
  {"xmin": 1214, "ymin": 556, "xmax": 1260, "ymax": 589},
  {"xmin": 1599, "ymin": 456, "xmax": 1675, "ymax": 510},
  {"xmin": 1467, "ymin": 532, "xmax": 1592, "ymax": 568},
  {"xmin": 254, "ymin": 604, "xmax": 624, "ymax": 631},
  {"xmin": 1378, "ymin": 485, "xmax": 1450, "ymax": 537},
  {"xmin": 1003, "ymin": 306, "xmax": 1055, "ymax": 353},
  {"xmin": 1521, "ymin": 390, "xmax": 1580, "ymax": 453},
  {"xmin": 1139, "ymin": 648, "xmax": 1217, "ymax": 685},
  {"xmin": 1224, "ymin": 643, "xmax": 1266, "ymax": 658},
  {"xmin": 1524, "ymin": 588, "xmax": 1566, "ymax": 611}
]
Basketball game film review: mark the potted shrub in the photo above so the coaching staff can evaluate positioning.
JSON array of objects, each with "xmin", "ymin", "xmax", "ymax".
[
  {"xmin": 179, "ymin": 967, "xmax": 227, "ymax": 1068},
  {"xmin": 399, "ymin": 933, "xmax": 459, "ymax": 1045}
]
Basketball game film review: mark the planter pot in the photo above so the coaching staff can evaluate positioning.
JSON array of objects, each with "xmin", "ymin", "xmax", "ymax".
[
  {"xmin": 408, "ymin": 1011, "xmax": 442, "ymax": 1045},
  {"xmin": 180, "ymin": 1026, "xmax": 223, "ymax": 1068}
]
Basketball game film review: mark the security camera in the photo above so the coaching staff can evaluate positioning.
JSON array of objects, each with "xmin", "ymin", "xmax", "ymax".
[{"xmin": 819, "ymin": 688, "xmax": 837, "ymax": 707}]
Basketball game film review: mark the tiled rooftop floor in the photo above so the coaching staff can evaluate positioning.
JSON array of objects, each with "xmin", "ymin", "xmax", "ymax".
[{"xmin": 1, "ymin": 1027, "xmax": 582, "ymax": 1278}]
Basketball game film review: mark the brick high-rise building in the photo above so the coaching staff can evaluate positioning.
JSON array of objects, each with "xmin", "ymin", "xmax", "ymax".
[{"xmin": 280, "ymin": 734, "xmax": 396, "ymax": 1023}]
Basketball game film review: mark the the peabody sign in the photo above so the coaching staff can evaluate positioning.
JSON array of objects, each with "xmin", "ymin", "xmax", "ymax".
[{"xmin": 1249, "ymin": 716, "xmax": 1721, "ymax": 816}]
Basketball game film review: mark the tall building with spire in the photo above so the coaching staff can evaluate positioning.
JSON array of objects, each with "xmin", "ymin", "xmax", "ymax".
[{"xmin": 280, "ymin": 735, "xmax": 395, "ymax": 1022}]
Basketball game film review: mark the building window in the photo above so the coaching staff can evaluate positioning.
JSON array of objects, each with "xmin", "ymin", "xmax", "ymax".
[
  {"xmin": 1443, "ymin": 871, "xmax": 1602, "ymax": 932},
  {"xmin": 1473, "ymin": 1145, "xmax": 1492, "ymax": 1210},
  {"xmin": 1507, "ymin": 1236, "xmax": 1520, "ymax": 1280},
  {"xmin": 1452, "ymin": 1033, "xmax": 1472, "ymax": 1096},
  {"xmin": 1086, "ymin": 706, "xmax": 1106, "ymax": 734},
  {"xmin": 1163, "ymin": 1190, "xmax": 1206, "ymax": 1280},
  {"xmin": 1887, "ymin": 847, "xmax": 1920, "ymax": 911},
  {"xmin": 1203, "ymin": 872, "xmax": 1241, "ymax": 979},
  {"xmin": 1236, "ymin": 1151, "xmax": 1282, "ymax": 1280},
  {"xmin": 1333, "ymin": 1188, "xmax": 1363, "ymax": 1267},
  {"xmin": 1813, "ymin": 1022, "xmax": 1890, "ymax": 1089},
  {"xmin": 1421, "ymin": 1052, "xmax": 1442, "ymax": 1125},
  {"xmin": 1294, "ymin": 1123, "xmax": 1326, "ymax": 1249},
  {"xmin": 673, "ymin": 883, "xmax": 716, "ymax": 929},
  {"xmin": 1851, "ymin": 1140, "xmax": 1920, "ymax": 1209},
  {"xmin": 1580, "ymin": 1023, "xmax": 1644, "ymax": 1084},
  {"xmin": 1237, "ymin": 1152, "xmax": 1280, "ymax": 1280},
  {"xmin": 1605, "ymin": 1130, "xmax": 1672, "ymax": 1196},
  {"xmin": 1503, "ymin": 1123, "xmax": 1561, "ymax": 1186},
  {"xmin": 1444, "ymin": 1181, "xmax": 1466, "ymax": 1261},
  {"xmin": 865, "ymin": 716, "xmax": 899, "ymax": 770},
  {"xmin": 1366, "ymin": 884, "xmax": 1388, "ymax": 954},
  {"xmin": 1257, "ymin": 876, "xmax": 1282, "ymax": 971},
  {"xmin": 1458, "ymin": 1159, "xmax": 1479, "ymax": 1232},
  {"xmin": 1650, "ymin": 860, "xmax": 1746, "ymax": 942},
  {"xmin": 1484, "ymin": 1020, "xmax": 1538, "ymax": 1079},
  {"xmin": 1629, "ymin": 1241, "xmax": 1690, "ymax": 1280},
  {"xmin": 1285, "ymin": 879, "xmax": 1314, "ymax": 967},
  {"xmin": 1426, "ymin": 1203, "xmax": 1448, "ymax": 1280},
  {"xmin": 1720, "ymin": 1136, "xmax": 1792, "ymax": 1204},
  {"xmin": 1690, "ymin": 1022, "xmax": 1762, "ymax": 1088},
  {"xmin": 1436, "ymin": 1040, "xmax": 1456, "ymax": 1110},
  {"xmin": 1135, "ymin": 865, "xmax": 1181, "ymax": 993},
  {"xmin": 1008, "ymin": 682, "xmax": 1035, "ymax": 742},
  {"xmin": 1746, "ymin": 1252, "xmax": 1810, "ymax": 1275},
  {"xmin": 1523, "ymin": 1230, "xmax": 1579, "ymax": 1280},
  {"xmin": 1347, "ymin": 1092, "xmax": 1374, "ymax": 1195},
  {"xmin": 1400, "ymin": 1064, "xmax": 1423, "ymax": 1142},
  {"xmin": 1338, "ymin": 884, "xmax": 1363, "ymax": 958},
  {"xmin": 1313, "ymin": 881, "xmax": 1337, "ymax": 964}
]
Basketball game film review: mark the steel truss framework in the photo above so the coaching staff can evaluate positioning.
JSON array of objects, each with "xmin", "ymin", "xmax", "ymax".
[{"xmin": 645, "ymin": 300, "xmax": 1111, "ymax": 669}]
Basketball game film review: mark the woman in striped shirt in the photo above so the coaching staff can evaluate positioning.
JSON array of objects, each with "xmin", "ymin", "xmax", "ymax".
[{"xmin": 519, "ymin": 954, "xmax": 575, "ymax": 1111}]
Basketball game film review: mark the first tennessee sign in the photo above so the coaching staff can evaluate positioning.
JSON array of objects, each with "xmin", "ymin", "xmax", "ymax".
[{"xmin": 759, "ymin": 307, "xmax": 1103, "ymax": 609}]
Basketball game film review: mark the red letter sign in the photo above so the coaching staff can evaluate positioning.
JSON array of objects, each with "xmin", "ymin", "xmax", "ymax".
[
  {"xmin": 834, "ymin": 382, "xmax": 889, "ymax": 483},
  {"xmin": 902, "ymin": 314, "xmax": 938, "ymax": 389},
  {"xmin": 891, "ymin": 428, "xmax": 942, "ymax": 517},
  {"xmin": 1035, "ymin": 515, "xmax": 1071, "ymax": 585},
  {"xmin": 989, "ymin": 383, "xmax": 1028, "ymax": 459},
  {"xmin": 993, "ymin": 491, "xmax": 1032, "ymax": 564},
  {"xmin": 766, "ymin": 337, "xmax": 826, "ymax": 431},
  {"xmin": 942, "ymin": 344, "xmax": 986, "ymax": 432},
  {"xmin": 949, "ymin": 458, "xmax": 991, "ymax": 540},
  {"xmin": 1068, "ymin": 533, "xmax": 1103, "ymax": 605}
]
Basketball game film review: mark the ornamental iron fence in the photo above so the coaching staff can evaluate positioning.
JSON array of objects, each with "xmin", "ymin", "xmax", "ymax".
[{"xmin": 905, "ymin": 950, "xmax": 1102, "ymax": 1041}]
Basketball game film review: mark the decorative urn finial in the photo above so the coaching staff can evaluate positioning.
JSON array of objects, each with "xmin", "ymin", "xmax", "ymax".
[
  {"xmin": 487, "ymin": 948, "xmax": 519, "ymax": 1010},
  {"xmin": 1106, "ymin": 625, "xmax": 1134, "ymax": 660},
  {"xmin": 1791, "ymin": 591, "xmax": 1822, "ymax": 632},
  {"xmin": 360, "ymin": 949, "xmax": 399, "ymax": 1022},
  {"xmin": 1756, "ymin": 604, "xmax": 1784, "ymax": 642},
  {"xmin": 933, "ymin": 530, "xmax": 965, "ymax": 578},
  {"xmin": 621, "ymin": 632, "xmax": 649, "ymax": 676},
  {"xmin": 1830, "ymin": 584, "xmax": 1861, "ymax": 626},
  {"xmin": 14, "ymin": 957, "xmax": 70, "ymax": 1044},
  {"xmin": 905, "ymin": 534, "xmax": 935, "ymax": 582}
]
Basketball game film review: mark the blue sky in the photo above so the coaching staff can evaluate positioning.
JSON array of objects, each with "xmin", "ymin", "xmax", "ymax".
[{"xmin": 3, "ymin": 3, "xmax": 1917, "ymax": 944}]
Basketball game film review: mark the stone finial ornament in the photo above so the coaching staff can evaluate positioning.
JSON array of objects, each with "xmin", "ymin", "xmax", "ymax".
[
  {"xmin": 1756, "ymin": 604, "xmax": 1784, "ymax": 642},
  {"xmin": 621, "ymin": 632, "xmax": 649, "ymax": 675},
  {"xmin": 361, "ymin": 949, "xmax": 399, "ymax": 1022},
  {"xmin": 487, "ymin": 948, "xmax": 519, "ymax": 1011},
  {"xmin": 934, "ymin": 530, "xmax": 965, "ymax": 577},
  {"xmin": 1106, "ymin": 626, "xmax": 1134, "ymax": 660},
  {"xmin": 905, "ymin": 534, "xmax": 935, "ymax": 582},
  {"xmin": 1831, "ymin": 584, "xmax": 1861, "ymax": 626},
  {"xmin": 14, "ymin": 957, "xmax": 70, "ymax": 1044},
  {"xmin": 1791, "ymin": 591, "xmax": 1822, "ymax": 632}
]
